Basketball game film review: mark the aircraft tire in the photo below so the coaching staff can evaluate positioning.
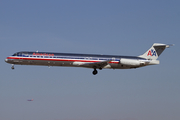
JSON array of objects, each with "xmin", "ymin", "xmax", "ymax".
[
  {"xmin": 11, "ymin": 65, "xmax": 14, "ymax": 70},
  {"xmin": 92, "ymin": 69, "xmax": 98, "ymax": 75}
]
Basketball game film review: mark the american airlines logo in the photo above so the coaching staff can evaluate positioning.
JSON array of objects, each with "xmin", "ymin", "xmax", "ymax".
[
  {"xmin": 33, "ymin": 53, "xmax": 54, "ymax": 56},
  {"xmin": 147, "ymin": 49, "xmax": 156, "ymax": 56}
]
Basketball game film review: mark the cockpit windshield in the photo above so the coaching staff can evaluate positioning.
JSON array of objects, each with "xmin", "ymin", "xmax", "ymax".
[
  {"xmin": 12, "ymin": 53, "xmax": 18, "ymax": 56},
  {"xmin": 12, "ymin": 52, "xmax": 22, "ymax": 56}
]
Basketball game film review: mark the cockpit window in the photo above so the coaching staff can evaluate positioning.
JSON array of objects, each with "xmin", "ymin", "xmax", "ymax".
[
  {"xmin": 12, "ymin": 52, "xmax": 22, "ymax": 56},
  {"xmin": 12, "ymin": 53, "xmax": 18, "ymax": 56},
  {"xmin": 18, "ymin": 53, "xmax": 22, "ymax": 56}
]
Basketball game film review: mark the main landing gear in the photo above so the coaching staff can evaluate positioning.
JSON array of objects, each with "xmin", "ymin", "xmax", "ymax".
[
  {"xmin": 11, "ymin": 64, "xmax": 14, "ymax": 69},
  {"xmin": 92, "ymin": 68, "xmax": 98, "ymax": 75}
]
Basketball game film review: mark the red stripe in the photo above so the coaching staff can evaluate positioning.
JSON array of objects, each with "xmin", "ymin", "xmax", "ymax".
[{"xmin": 6, "ymin": 57, "xmax": 119, "ymax": 64}]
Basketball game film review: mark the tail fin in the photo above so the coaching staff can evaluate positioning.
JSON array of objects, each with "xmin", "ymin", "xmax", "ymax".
[{"xmin": 139, "ymin": 43, "xmax": 173, "ymax": 60}]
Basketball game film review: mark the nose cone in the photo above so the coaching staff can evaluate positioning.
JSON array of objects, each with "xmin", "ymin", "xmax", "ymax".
[
  {"xmin": 5, "ymin": 58, "xmax": 8, "ymax": 62},
  {"xmin": 5, "ymin": 59, "xmax": 8, "ymax": 62}
]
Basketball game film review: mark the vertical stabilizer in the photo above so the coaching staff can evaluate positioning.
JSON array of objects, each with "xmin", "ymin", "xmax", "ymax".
[{"xmin": 139, "ymin": 43, "xmax": 172, "ymax": 60}]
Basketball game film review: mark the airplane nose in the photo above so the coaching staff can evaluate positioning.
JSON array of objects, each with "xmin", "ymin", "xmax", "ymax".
[{"xmin": 5, "ymin": 58, "xmax": 8, "ymax": 62}]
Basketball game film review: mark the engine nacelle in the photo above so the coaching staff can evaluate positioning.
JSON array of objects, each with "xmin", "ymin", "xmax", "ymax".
[{"xmin": 120, "ymin": 58, "xmax": 141, "ymax": 66}]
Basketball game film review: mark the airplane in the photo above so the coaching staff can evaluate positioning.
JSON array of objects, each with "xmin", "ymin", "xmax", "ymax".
[
  {"xmin": 5, "ymin": 43, "xmax": 173, "ymax": 75},
  {"xmin": 27, "ymin": 99, "xmax": 33, "ymax": 101}
]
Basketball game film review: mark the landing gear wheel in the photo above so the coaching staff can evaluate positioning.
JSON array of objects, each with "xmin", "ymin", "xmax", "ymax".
[{"xmin": 92, "ymin": 69, "xmax": 98, "ymax": 75}]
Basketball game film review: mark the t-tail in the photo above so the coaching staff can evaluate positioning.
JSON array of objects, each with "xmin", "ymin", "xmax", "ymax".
[{"xmin": 139, "ymin": 43, "xmax": 173, "ymax": 61}]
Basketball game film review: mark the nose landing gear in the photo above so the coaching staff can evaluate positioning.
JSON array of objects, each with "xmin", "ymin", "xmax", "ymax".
[{"xmin": 11, "ymin": 64, "xmax": 14, "ymax": 69}]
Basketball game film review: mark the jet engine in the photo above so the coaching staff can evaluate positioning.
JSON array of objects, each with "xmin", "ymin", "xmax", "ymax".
[{"xmin": 120, "ymin": 58, "xmax": 141, "ymax": 66}]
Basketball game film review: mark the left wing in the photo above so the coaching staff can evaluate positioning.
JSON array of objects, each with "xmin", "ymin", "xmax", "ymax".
[{"xmin": 73, "ymin": 60, "xmax": 112, "ymax": 69}]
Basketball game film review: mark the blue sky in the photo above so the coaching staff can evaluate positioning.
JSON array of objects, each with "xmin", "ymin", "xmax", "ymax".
[{"xmin": 0, "ymin": 0, "xmax": 180, "ymax": 120}]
